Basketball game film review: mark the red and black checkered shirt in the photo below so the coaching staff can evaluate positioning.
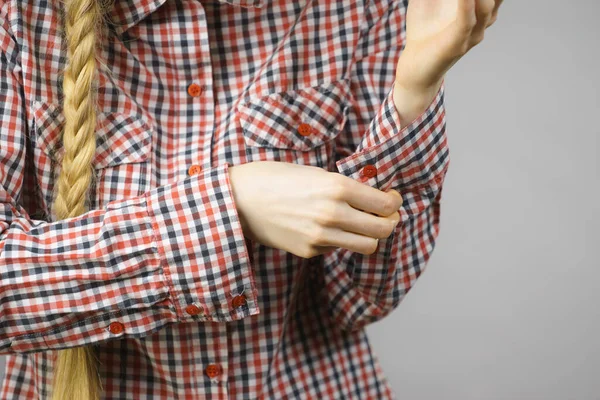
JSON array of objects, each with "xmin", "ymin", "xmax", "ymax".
[{"xmin": 0, "ymin": 0, "xmax": 449, "ymax": 398}]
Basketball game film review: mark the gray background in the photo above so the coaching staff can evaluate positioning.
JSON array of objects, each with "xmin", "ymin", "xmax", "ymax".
[
  {"xmin": 2, "ymin": 1, "xmax": 599, "ymax": 399},
  {"xmin": 368, "ymin": 1, "xmax": 600, "ymax": 399}
]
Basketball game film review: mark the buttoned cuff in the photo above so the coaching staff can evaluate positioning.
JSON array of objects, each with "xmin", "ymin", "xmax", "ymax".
[
  {"xmin": 145, "ymin": 162, "xmax": 260, "ymax": 323},
  {"xmin": 335, "ymin": 80, "xmax": 449, "ymax": 222},
  {"xmin": 324, "ymin": 81, "xmax": 450, "ymax": 332}
]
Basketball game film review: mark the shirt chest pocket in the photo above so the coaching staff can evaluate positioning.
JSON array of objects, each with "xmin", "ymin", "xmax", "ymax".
[
  {"xmin": 236, "ymin": 79, "xmax": 351, "ymax": 168},
  {"xmin": 32, "ymin": 101, "xmax": 153, "ymax": 211}
]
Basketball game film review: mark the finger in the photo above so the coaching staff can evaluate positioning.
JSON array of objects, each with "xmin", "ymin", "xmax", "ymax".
[
  {"xmin": 493, "ymin": 0, "xmax": 503, "ymax": 14},
  {"xmin": 340, "ymin": 178, "xmax": 403, "ymax": 217},
  {"xmin": 470, "ymin": 0, "xmax": 495, "ymax": 46},
  {"xmin": 327, "ymin": 201, "xmax": 399, "ymax": 239},
  {"xmin": 312, "ymin": 225, "xmax": 380, "ymax": 256},
  {"xmin": 457, "ymin": 0, "xmax": 477, "ymax": 33},
  {"xmin": 487, "ymin": 0, "xmax": 503, "ymax": 27}
]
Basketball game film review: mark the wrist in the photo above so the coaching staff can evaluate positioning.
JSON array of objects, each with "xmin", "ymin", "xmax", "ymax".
[
  {"xmin": 392, "ymin": 75, "xmax": 442, "ymax": 127},
  {"xmin": 395, "ymin": 44, "xmax": 446, "ymax": 92}
]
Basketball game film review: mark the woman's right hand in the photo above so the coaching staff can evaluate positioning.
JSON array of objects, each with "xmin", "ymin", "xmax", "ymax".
[{"xmin": 228, "ymin": 161, "xmax": 403, "ymax": 259}]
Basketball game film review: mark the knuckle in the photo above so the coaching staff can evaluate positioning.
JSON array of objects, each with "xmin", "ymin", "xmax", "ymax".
[
  {"xmin": 469, "ymin": 17, "xmax": 478, "ymax": 29},
  {"xmin": 458, "ymin": 42, "xmax": 470, "ymax": 57},
  {"xmin": 473, "ymin": 32, "xmax": 485, "ymax": 45},
  {"xmin": 464, "ymin": 15, "xmax": 477, "ymax": 31},
  {"xmin": 297, "ymin": 248, "xmax": 310, "ymax": 259},
  {"xmin": 309, "ymin": 226, "xmax": 328, "ymax": 246},
  {"xmin": 304, "ymin": 246, "xmax": 319, "ymax": 259},
  {"xmin": 479, "ymin": 0, "xmax": 494, "ymax": 15},
  {"xmin": 380, "ymin": 196, "xmax": 397, "ymax": 216},
  {"xmin": 315, "ymin": 202, "xmax": 339, "ymax": 227},
  {"xmin": 329, "ymin": 177, "xmax": 349, "ymax": 200},
  {"xmin": 298, "ymin": 245, "xmax": 316, "ymax": 259}
]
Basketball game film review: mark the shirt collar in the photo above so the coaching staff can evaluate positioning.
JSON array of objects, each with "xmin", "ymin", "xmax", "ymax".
[{"xmin": 110, "ymin": 0, "xmax": 265, "ymax": 37}]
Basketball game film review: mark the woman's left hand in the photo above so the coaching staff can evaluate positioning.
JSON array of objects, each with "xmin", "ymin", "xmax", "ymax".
[{"xmin": 393, "ymin": 0, "xmax": 503, "ymax": 124}]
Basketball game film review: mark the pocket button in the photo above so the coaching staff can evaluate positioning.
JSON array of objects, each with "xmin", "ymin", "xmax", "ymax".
[
  {"xmin": 297, "ymin": 122, "xmax": 313, "ymax": 136},
  {"xmin": 185, "ymin": 303, "xmax": 204, "ymax": 316},
  {"xmin": 188, "ymin": 164, "xmax": 203, "ymax": 176}
]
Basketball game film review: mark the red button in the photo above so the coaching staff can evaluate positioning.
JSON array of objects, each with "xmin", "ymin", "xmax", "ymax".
[
  {"xmin": 185, "ymin": 304, "xmax": 204, "ymax": 316},
  {"xmin": 205, "ymin": 363, "xmax": 222, "ymax": 379},
  {"xmin": 187, "ymin": 83, "xmax": 203, "ymax": 97},
  {"xmin": 108, "ymin": 321, "xmax": 124, "ymax": 335},
  {"xmin": 297, "ymin": 123, "xmax": 313, "ymax": 136},
  {"xmin": 188, "ymin": 164, "xmax": 202, "ymax": 176},
  {"xmin": 361, "ymin": 164, "xmax": 377, "ymax": 178},
  {"xmin": 232, "ymin": 294, "xmax": 247, "ymax": 308}
]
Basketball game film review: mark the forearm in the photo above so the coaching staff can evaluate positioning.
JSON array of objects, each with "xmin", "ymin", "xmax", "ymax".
[{"xmin": 392, "ymin": 55, "xmax": 445, "ymax": 127}]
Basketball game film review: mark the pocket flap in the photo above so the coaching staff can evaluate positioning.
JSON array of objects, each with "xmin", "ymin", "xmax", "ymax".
[
  {"xmin": 236, "ymin": 79, "xmax": 351, "ymax": 151},
  {"xmin": 32, "ymin": 101, "xmax": 152, "ymax": 169}
]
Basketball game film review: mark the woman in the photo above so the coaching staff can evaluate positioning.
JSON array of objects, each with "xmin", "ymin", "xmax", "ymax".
[{"xmin": 0, "ymin": 0, "xmax": 501, "ymax": 398}]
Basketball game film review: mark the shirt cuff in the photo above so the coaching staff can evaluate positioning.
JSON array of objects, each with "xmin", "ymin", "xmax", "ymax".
[
  {"xmin": 145, "ymin": 162, "xmax": 260, "ymax": 322},
  {"xmin": 335, "ymin": 79, "xmax": 449, "ymax": 221}
]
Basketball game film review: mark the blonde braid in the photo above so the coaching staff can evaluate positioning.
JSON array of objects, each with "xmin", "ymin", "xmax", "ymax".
[{"xmin": 51, "ymin": 0, "xmax": 111, "ymax": 398}]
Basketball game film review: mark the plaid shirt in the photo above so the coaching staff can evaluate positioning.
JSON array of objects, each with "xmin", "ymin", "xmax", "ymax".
[{"xmin": 0, "ymin": 0, "xmax": 449, "ymax": 398}]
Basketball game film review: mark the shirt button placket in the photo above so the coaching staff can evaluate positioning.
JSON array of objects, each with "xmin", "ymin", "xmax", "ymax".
[
  {"xmin": 187, "ymin": 83, "xmax": 203, "ymax": 97},
  {"xmin": 205, "ymin": 363, "xmax": 223, "ymax": 384},
  {"xmin": 186, "ymin": 83, "xmax": 204, "ymax": 179},
  {"xmin": 187, "ymin": 4, "xmax": 225, "ymax": 396}
]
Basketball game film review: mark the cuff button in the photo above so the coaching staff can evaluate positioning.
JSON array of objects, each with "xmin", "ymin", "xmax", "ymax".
[
  {"xmin": 185, "ymin": 304, "xmax": 204, "ymax": 316},
  {"xmin": 361, "ymin": 164, "xmax": 377, "ymax": 178},
  {"xmin": 232, "ymin": 294, "xmax": 247, "ymax": 308}
]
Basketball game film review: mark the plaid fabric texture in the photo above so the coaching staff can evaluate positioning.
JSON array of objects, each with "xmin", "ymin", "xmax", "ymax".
[{"xmin": 0, "ymin": 0, "xmax": 450, "ymax": 398}]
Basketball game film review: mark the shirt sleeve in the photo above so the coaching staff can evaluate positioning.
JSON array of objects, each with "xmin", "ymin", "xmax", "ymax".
[
  {"xmin": 0, "ymin": 2, "xmax": 258, "ymax": 355},
  {"xmin": 322, "ymin": 0, "xmax": 450, "ymax": 332}
]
